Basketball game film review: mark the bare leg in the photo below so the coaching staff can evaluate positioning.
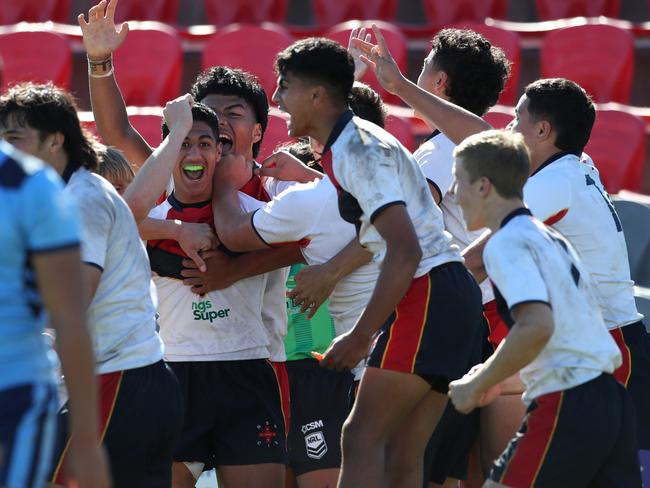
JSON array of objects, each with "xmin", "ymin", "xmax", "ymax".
[
  {"xmin": 217, "ymin": 463, "xmax": 285, "ymax": 488},
  {"xmin": 295, "ymin": 468, "xmax": 340, "ymax": 488},
  {"xmin": 479, "ymin": 396, "xmax": 525, "ymax": 476},
  {"xmin": 172, "ymin": 462, "xmax": 198, "ymax": 488}
]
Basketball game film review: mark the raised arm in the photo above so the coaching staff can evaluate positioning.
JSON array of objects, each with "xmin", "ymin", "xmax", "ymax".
[
  {"xmin": 353, "ymin": 24, "xmax": 491, "ymax": 144},
  {"xmin": 79, "ymin": 0, "xmax": 153, "ymax": 166}
]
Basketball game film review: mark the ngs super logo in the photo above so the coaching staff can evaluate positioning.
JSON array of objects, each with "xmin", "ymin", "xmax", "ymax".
[{"xmin": 192, "ymin": 300, "xmax": 230, "ymax": 323}]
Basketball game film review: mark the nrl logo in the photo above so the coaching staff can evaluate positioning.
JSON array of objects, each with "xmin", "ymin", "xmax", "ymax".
[{"xmin": 304, "ymin": 430, "xmax": 327, "ymax": 460}]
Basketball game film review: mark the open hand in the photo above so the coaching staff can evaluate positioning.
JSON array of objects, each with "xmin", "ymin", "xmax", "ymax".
[
  {"xmin": 351, "ymin": 23, "xmax": 405, "ymax": 95},
  {"xmin": 78, "ymin": 0, "xmax": 129, "ymax": 61},
  {"xmin": 289, "ymin": 264, "xmax": 337, "ymax": 318},
  {"xmin": 348, "ymin": 27, "xmax": 372, "ymax": 81}
]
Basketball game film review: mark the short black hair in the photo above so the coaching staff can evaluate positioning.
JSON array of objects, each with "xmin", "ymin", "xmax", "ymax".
[
  {"xmin": 0, "ymin": 82, "xmax": 98, "ymax": 171},
  {"xmin": 524, "ymin": 78, "xmax": 595, "ymax": 154},
  {"xmin": 430, "ymin": 29, "xmax": 510, "ymax": 116},
  {"xmin": 349, "ymin": 82, "xmax": 386, "ymax": 129},
  {"xmin": 275, "ymin": 38, "xmax": 355, "ymax": 105},
  {"xmin": 191, "ymin": 67, "xmax": 268, "ymax": 158},
  {"xmin": 161, "ymin": 103, "xmax": 220, "ymax": 141}
]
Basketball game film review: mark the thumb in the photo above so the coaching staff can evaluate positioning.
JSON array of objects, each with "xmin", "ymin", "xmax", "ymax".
[
  {"xmin": 186, "ymin": 249, "xmax": 206, "ymax": 273},
  {"xmin": 117, "ymin": 21, "xmax": 129, "ymax": 43}
]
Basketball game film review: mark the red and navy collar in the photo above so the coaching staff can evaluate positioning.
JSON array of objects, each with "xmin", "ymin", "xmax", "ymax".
[
  {"xmin": 168, "ymin": 191, "xmax": 211, "ymax": 210},
  {"xmin": 531, "ymin": 150, "xmax": 580, "ymax": 177},
  {"xmin": 500, "ymin": 207, "xmax": 532, "ymax": 229}
]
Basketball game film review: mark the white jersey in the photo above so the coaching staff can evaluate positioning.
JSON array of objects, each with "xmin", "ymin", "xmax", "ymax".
[
  {"xmin": 524, "ymin": 152, "xmax": 641, "ymax": 329},
  {"xmin": 147, "ymin": 193, "xmax": 269, "ymax": 361},
  {"xmin": 65, "ymin": 168, "xmax": 163, "ymax": 374},
  {"xmin": 240, "ymin": 190, "xmax": 289, "ymax": 363},
  {"xmin": 485, "ymin": 208, "xmax": 621, "ymax": 404},
  {"xmin": 253, "ymin": 176, "xmax": 379, "ymax": 337},
  {"xmin": 322, "ymin": 111, "xmax": 461, "ymax": 277},
  {"xmin": 414, "ymin": 131, "xmax": 493, "ymax": 303}
]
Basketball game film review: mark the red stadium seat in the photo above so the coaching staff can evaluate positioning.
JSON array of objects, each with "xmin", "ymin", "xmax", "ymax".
[
  {"xmin": 113, "ymin": 26, "xmax": 182, "ymax": 106},
  {"xmin": 535, "ymin": 0, "xmax": 621, "ymax": 20},
  {"xmin": 204, "ymin": 0, "xmax": 287, "ymax": 26},
  {"xmin": 483, "ymin": 105, "xmax": 515, "ymax": 128},
  {"xmin": 585, "ymin": 110, "xmax": 646, "ymax": 193},
  {"xmin": 0, "ymin": 31, "xmax": 72, "ymax": 90},
  {"xmin": 258, "ymin": 112, "xmax": 293, "ymax": 161},
  {"xmin": 450, "ymin": 22, "xmax": 521, "ymax": 106},
  {"xmin": 324, "ymin": 20, "xmax": 407, "ymax": 105},
  {"xmin": 202, "ymin": 24, "xmax": 294, "ymax": 99},
  {"xmin": 401, "ymin": 0, "xmax": 508, "ymax": 36},
  {"xmin": 385, "ymin": 114, "xmax": 415, "ymax": 151},
  {"xmin": 311, "ymin": 0, "xmax": 397, "ymax": 32},
  {"xmin": 541, "ymin": 24, "xmax": 634, "ymax": 103},
  {"xmin": 129, "ymin": 113, "xmax": 163, "ymax": 148},
  {"xmin": 0, "ymin": 0, "xmax": 70, "ymax": 25},
  {"xmin": 114, "ymin": 0, "xmax": 179, "ymax": 24}
]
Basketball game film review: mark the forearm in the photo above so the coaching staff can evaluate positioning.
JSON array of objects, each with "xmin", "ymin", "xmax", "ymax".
[
  {"xmin": 88, "ymin": 65, "xmax": 153, "ymax": 167},
  {"xmin": 123, "ymin": 130, "xmax": 184, "ymax": 223},
  {"xmin": 212, "ymin": 186, "xmax": 258, "ymax": 252},
  {"xmin": 323, "ymin": 238, "xmax": 373, "ymax": 283},
  {"xmin": 231, "ymin": 245, "xmax": 304, "ymax": 281},
  {"xmin": 138, "ymin": 218, "xmax": 180, "ymax": 241},
  {"xmin": 351, "ymin": 245, "xmax": 420, "ymax": 340},
  {"xmin": 393, "ymin": 76, "xmax": 492, "ymax": 145}
]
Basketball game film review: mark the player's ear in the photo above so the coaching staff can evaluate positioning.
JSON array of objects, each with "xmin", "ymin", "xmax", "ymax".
[
  {"xmin": 536, "ymin": 120, "xmax": 552, "ymax": 143},
  {"xmin": 46, "ymin": 131, "xmax": 65, "ymax": 154},
  {"xmin": 252, "ymin": 123, "xmax": 262, "ymax": 145}
]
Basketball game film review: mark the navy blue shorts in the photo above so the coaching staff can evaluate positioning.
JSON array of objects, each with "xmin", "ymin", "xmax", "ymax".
[
  {"xmin": 611, "ymin": 320, "xmax": 650, "ymax": 449},
  {"xmin": 368, "ymin": 261, "xmax": 485, "ymax": 393},
  {"xmin": 51, "ymin": 361, "xmax": 182, "ymax": 488},
  {"xmin": 286, "ymin": 358, "xmax": 354, "ymax": 475},
  {"xmin": 490, "ymin": 374, "xmax": 641, "ymax": 487},
  {"xmin": 0, "ymin": 382, "xmax": 57, "ymax": 488},
  {"xmin": 170, "ymin": 359, "xmax": 287, "ymax": 466}
]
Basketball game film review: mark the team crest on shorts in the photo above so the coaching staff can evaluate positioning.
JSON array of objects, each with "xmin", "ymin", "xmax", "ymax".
[
  {"xmin": 304, "ymin": 431, "xmax": 328, "ymax": 459},
  {"xmin": 257, "ymin": 420, "xmax": 279, "ymax": 448}
]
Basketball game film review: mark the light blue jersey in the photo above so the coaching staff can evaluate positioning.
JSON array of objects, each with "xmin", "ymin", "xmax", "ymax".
[{"xmin": 0, "ymin": 141, "xmax": 80, "ymax": 391}]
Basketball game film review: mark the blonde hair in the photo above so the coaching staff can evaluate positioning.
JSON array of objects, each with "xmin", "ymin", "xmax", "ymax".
[
  {"xmin": 95, "ymin": 145, "xmax": 135, "ymax": 191},
  {"xmin": 453, "ymin": 129, "xmax": 530, "ymax": 199}
]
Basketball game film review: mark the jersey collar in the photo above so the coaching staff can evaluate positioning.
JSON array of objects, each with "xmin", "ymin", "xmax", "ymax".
[
  {"xmin": 322, "ymin": 109, "xmax": 354, "ymax": 155},
  {"xmin": 62, "ymin": 162, "xmax": 80, "ymax": 184},
  {"xmin": 531, "ymin": 150, "xmax": 580, "ymax": 177},
  {"xmin": 500, "ymin": 207, "xmax": 532, "ymax": 229},
  {"xmin": 425, "ymin": 129, "xmax": 441, "ymax": 142},
  {"xmin": 168, "ymin": 191, "xmax": 211, "ymax": 210}
]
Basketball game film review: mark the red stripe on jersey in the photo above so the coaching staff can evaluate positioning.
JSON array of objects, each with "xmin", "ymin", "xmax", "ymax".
[
  {"xmin": 148, "ymin": 200, "xmax": 214, "ymax": 257},
  {"xmin": 380, "ymin": 273, "xmax": 431, "ymax": 373},
  {"xmin": 500, "ymin": 391, "xmax": 564, "ymax": 487},
  {"xmin": 483, "ymin": 300, "xmax": 509, "ymax": 349},
  {"xmin": 610, "ymin": 327, "xmax": 632, "ymax": 386},
  {"xmin": 544, "ymin": 208, "xmax": 568, "ymax": 226},
  {"xmin": 269, "ymin": 361, "xmax": 291, "ymax": 438},
  {"xmin": 52, "ymin": 371, "xmax": 124, "ymax": 485},
  {"xmin": 155, "ymin": 191, "xmax": 167, "ymax": 206},
  {"xmin": 240, "ymin": 174, "xmax": 270, "ymax": 202},
  {"xmin": 321, "ymin": 152, "xmax": 342, "ymax": 193}
]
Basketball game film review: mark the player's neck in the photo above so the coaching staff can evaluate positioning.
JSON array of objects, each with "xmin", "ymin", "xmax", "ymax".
[
  {"xmin": 485, "ymin": 197, "xmax": 526, "ymax": 232},
  {"xmin": 529, "ymin": 144, "xmax": 563, "ymax": 175},
  {"xmin": 310, "ymin": 105, "xmax": 349, "ymax": 151}
]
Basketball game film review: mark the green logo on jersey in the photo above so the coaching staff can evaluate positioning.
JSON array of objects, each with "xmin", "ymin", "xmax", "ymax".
[{"xmin": 191, "ymin": 300, "xmax": 230, "ymax": 322}]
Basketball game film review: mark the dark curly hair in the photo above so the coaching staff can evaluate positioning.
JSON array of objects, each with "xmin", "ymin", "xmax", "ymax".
[
  {"xmin": 275, "ymin": 37, "xmax": 355, "ymax": 105},
  {"xmin": 525, "ymin": 78, "xmax": 595, "ymax": 154},
  {"xmin": 349, "ymin": 82, "xmax": 386, "ymax": 129},
  {"xmin": 430, "ymin": 29, "xmax": 510, "ymax": 116},
  {"xmin": 161, "ymin": 102, "xmax": 220, "ymax": 142},
  {"xmin": 191, "ymin": 66, "xmax": 268, "ymax": 158},
  {"xmin": 0, "ymin": 82, "xmax": 98, "ymax": 171}
]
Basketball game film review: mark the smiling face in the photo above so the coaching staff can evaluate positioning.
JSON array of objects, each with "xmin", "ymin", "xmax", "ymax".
[
  {"xmin": 172, "ymin": 120, "xmax": 221, "ymax": 203},
  {"xmin": 272, "ymin": 71, "xmax": 316, "ymax": 139},
  {"xmin": 199, "ymin": 94, "xmax": 261, "ymax": 162}
]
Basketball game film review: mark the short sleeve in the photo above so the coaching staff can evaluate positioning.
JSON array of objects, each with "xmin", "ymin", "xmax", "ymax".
[
  {"xmin": 251, "ymin": 184, "xmax": 319, "ymax": 246},
  {"xmin": 23, "ymin": 169, "xmax": 80, "ymax": 253},
  {"xmin": 524, "ymin": 171, "xmax": 572, "ymax": 224},
  {"xmin": 415, "ymin": 137, "xmax": 455, "ymax": 200},
  {"xmin": 335, "ymin": 144, "xmax": 406, "ymax": 223},
  {"xmin": 484, "ymin": 234, "xmax": 550, "ymax": 310},
  {"xmin": 75, "ymin": 187, "xmax": 113, "ymax": 270},
  {"xmin": 263, "ymin": 177, "xmax": 300, "ymax": 199}
]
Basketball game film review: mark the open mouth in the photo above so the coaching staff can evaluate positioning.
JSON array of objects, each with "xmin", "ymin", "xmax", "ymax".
[
  {"xmin": 183, "ymin": 164, "xmax": 205, "ymax": 181},
  {"xmin": 219, "ymin": 134, "xmax": 233, "ymax": 154}
]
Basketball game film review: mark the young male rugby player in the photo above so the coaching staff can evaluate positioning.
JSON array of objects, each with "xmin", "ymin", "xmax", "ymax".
[{"xmin": 449, "ymin": 129, "xmax": 640, "ymax": 487}]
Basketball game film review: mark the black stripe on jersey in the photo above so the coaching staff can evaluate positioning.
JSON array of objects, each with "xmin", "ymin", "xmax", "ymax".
[
  {"xmin": 500, "ymin": 207, "xmax": 532, "ymax": 229},
  {"xmin": 338, "ymin": 190, "xmax": 363, "ymax": 233},
  {"xmin": 0, "ymin": 155, "xmax": 28, "ymax": 188},
  {"xmin": 250, "ymin": 209, "xmax": 273, "ymax": 248},
  {"xmin": 530, "ymin": 151, "xmax": 579, "ymax": 177},
  {"xmin": 83, "ymin": 261, "xmax": 104, "ymax": 273},
  {"xmin": 147, "ymin": 246, "xmax": 184, "ymax": 280},
  {"xmin": 168, "ymin": 192, "xmax": 212, "ymax": 210},
  {"xmin": 425, "ymin": 178, "xmax": 442, "ymax": 202},
  {"xmin": 370, "ymin": 201, "xmax": 406, "ymax": 224},
  {"xmin": 29, "ymin": 242, "xmax": 80, "ymax": 255}
]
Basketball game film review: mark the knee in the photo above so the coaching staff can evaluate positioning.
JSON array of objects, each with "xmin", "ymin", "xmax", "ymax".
[{"xmin": 341, "ymin": 415, "xmax": 377, "ymax": 454}]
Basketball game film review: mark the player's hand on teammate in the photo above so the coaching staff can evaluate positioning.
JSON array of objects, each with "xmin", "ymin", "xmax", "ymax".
[
  {"xmin": 348, "ymin": 27, "xmax": 372, "ymax": 81},
  {"xmin": 66, "ymin": 441, "xmax": 111, "ymax": 488},
  {"xmin": 181, "ymin": 249, "xmax": 240, "ymax": 294},
  {"xmin": 78, "ymin": 0, "xmax": 129, "ymax": 61},
  {"xmin": 352, "ymin": 24, "xmax": 406, "ymax": 95},
  {"xmin": 163, "ymin": 94, "xmax": 194, "ymax": 141},
  {"xmin": 320, "ymin": 330, "xmax": 371, "ymax": 371},
  {"xmin": 175, "ymin": 221, "xmax": 218, "ymax": 273},
  {"xmin": 289, "ymin": 264, "xmax": 337, "ymax": 318},
  {"xmin": 257, "ymin": 150, "xmax": 323, "ymax": 183},
  {"xmin": 213, "ymin": 153, "xmax": 252, "ymax": 190},
  {"xmin": 448, "ymin": 373, "xmax": 484, "ymax": 414}
]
